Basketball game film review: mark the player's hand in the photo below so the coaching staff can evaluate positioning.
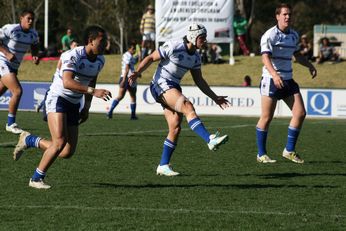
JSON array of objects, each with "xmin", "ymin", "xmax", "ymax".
[
  {"xmin": 214, "ymin": 96, "xmax": 230, "ymax": 109},
  {"xmin": 129, "ymin": 72, "xmax": 139, "ymax": 86},
  {"xmin": 6, "ymin": 52, "xmax": 17, "ymax": 62},
  {"xmin": 310, "ymin": 67, "xmax": 317, "ymax": 79},
  {"xmin": 273, "ymin": 75, "xmax": 284, "ymax": 89},
  {"xmin": 93, "ymin": 89, "xmax": 112, "ymax": 101},
  {"xmin": 32, "ymin": 56, "xmax": 40, "ymax": 65}
]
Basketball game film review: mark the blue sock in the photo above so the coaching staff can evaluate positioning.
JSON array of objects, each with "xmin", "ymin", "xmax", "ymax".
[
  {"xmin": 160, "ymin": 139, "xmax": 176, "ymax": 166},
  {"xmin": 285, "ymin": 126, "xmax": 300, "ymax": 152},
  {"xmin": 256, "ymin": 127, "xmax": 268, "ymax": 156},
  {"xmin": 25, "ymin": 135, "xmax": 41, "ymax": 148},
  {"xmin": 31, "ymin": 168, "xmax": 46, "ymax": 181},
  {"xmin": 130, "ymin": 103, "xmax": 136, "ymax": 118},
  {"xmin": 108, "ymin": 99, "xmax": 119, "ymax": 115},
  {"xmin": 7, "ymin": 113, "xmax": 15, "ymax": 126},
  {"xmin": 188, "ymin": 117, "xmax": 210, "ymax": 143}
]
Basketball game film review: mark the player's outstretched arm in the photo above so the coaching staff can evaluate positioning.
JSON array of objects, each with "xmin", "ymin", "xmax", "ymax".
[
  {"xmin": 129, "ymin": 50, "xmax": 161, "ymax": 85},
  {"xmin": 190, "ymin": 69, "xmax": 229, "ymax": 109}
]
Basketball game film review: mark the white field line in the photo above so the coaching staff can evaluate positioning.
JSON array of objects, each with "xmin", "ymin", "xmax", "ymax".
[
  {"xmin": 0, "ymin": 120, "xmax": 341, "ymax": 146},
  {"xmin": 0, "ymin": 205, "xmax": 345, "ymax": 218}
]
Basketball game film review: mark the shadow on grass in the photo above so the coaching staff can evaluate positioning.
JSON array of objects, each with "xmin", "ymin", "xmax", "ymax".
[
  {"xmin": 89, "ymin": 182, "xmax": 337, "ymax": 189},
  {"xmin": 257, "ymin": 172, "xmax": 346, "ymax": 179}
]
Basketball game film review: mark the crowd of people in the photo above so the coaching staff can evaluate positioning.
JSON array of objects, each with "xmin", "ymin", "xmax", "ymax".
[{"xmin": 0, "ymin": 3, "xmax": 343, "ymax": 189}]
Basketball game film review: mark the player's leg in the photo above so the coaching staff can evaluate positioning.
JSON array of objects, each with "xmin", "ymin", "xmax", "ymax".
[
  {"xmin": 58, "ymin": 125, "xmax": 78, "ymax": 159},
  {"xmin": 1, "ymin": 72, "xmax": 23, "ymax": 134},
  {"xmin": 281, "ymin": 93, "xmax": 305, "ymax": 163},
  {"xmin": 0, "ymin": 80, "xmax": 8, "ymax": 96},
  {"xmin": 29, "ymin": 112, "xmax": 67, "ymax": 189},
  {"xmin": 156, "ymin": 108, "xmax": 182, "ymax": 176},
  {"xmin": 107, "ymin": 86, "xmax": 126, "ymax": 119},
  {"xmin": 128, "ymin": 86, "xmax": 137, "ymax": 120},
  {"xmin": 256, "ymin": 95, "xmax": 277, "ymax": 163},
  {"xmin": 162, "ymin": 88, "xmax": 228, "ymax": 151}
]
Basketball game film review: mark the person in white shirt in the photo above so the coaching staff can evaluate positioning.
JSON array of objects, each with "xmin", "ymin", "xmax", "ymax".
[
  {"xmin": 256, "ymin": 3, "xmax": 317, "ymax": 164},
  {"xmin": 0, "ymin": 9, "xmax": 40, "ymax": 134},
  {"xmin": 107, "ymin": 42, "xmax": 138, "ymax": 120},
  {"xmin": 129, "ymin": 23, "xmax": 229, "ymax": 176},
  {"xmin": 13, "ymin": 25, "xmax": 112, "ymax": 189}
]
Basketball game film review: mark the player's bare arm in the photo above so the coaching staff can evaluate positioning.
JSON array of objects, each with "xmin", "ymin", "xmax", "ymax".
[{"xmin": 190, "ymin": 69, "xmax": 229, "ymax": 109}]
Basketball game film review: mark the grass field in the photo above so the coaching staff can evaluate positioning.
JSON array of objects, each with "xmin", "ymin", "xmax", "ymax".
[
  {"xmin": 18, "ymin": 55, "xmax": 346, "ymax": 89},
  {"xmin": 0, "ymin": 111, "xmax": 345, "ymax": 230}
]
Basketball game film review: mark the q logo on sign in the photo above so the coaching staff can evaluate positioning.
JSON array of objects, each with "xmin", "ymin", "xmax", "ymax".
[{"xmin": 307, "ymin": 91, "xmax": 331, "ymax": 116}]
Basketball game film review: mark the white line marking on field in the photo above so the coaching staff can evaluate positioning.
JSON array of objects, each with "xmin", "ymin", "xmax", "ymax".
[
  {"xmin": 1, "ymin": 205, "xmax": 345, "ymax": 218},
  {"xmin": 0, "ymin": 141, "xmax": 15, "ymax": 147}
]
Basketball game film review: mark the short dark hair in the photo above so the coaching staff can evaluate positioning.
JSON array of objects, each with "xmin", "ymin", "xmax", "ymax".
[
  {"xmin": 83, "ymin": 25, "xmax": 106, "ymax": 45},
  {"xmin": 20, "ymin": 9, "xmax": 35, "ymax": 17},
  {"xmin": 128, "ymin": 42, "xmax": 136, "ymax": 50},
  {"xmin": 275, "ymin": 3, "xmax": 292, "ymax": 15}
]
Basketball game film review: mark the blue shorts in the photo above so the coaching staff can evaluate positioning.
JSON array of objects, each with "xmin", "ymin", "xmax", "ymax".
[
  {"xmin": 259, "ymin": 77, "xmax": 300, "ymax": 100},
  {"xmin": 45, "ymin": 91, "xmax": 80, "ymax": 126},
  {"xmin": 150, "ymin": 80, "xmax": 182, "ymax": 109}
]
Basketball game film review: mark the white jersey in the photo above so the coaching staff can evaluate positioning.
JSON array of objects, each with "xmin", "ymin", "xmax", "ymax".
[
  {"xmin": 0, "ymin": 24, "xmax": 38, "ymax": 70},
  {"xmin": 260, "ymin": 25, "xmax": 299, "ymax": 80},
  {"xmin": 153, "ymin": 39, "xmax": 201, "ymax": 85},
  {"xmin": 121, "ymin": 51, "xmax": 135, "ymax": 77},
  {"xmin": 49, "ymin": 46, "xmax": 105, "ymax": 104}
]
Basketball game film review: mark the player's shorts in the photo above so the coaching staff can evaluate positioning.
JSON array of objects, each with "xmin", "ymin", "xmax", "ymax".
[
  {"xmin": 150, "ymin": 79, "xmax": 182, "ymax": 109},
  {"xmin": 119, "ymin": 76, "xmax": 137, "ymax": 89},
  {"xmin": 259, "ymin": 76, "xmax": 300, "ymax": 100},
  {"xmin": 0, "ymin": 60, "xmax": 18, "ymax": 77},
  {"xmin": 45, "ymin": 91, "xmax": 80, "ymax": 126},
  {"xmin": 142, "ymin": 32, "xmax": 155, "ymax": 42}
]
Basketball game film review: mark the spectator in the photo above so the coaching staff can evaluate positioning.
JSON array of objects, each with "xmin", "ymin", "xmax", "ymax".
[
  {"xmin": 209, "ymin": 43, "xmax": 225, "ymax": 64},
  {"xmin": 131, "ymin": 39, "xmax": 142, "ymax": 64},
  {"xmin": 242, "ymin": 75, "xmax": 252, "ymax": 87},
  {"xmin": 316, "ymin": 37, "xmax": 340, "ymax": 64},
  {"xmin": 140, "ymin": 5, "xmax": 155, "ymax": 59},
  {"xmin": 299, "ymin": 34, "xmax": 313, "ymax": 61},
  {"xmin": 61, "ymin": 28, "xmax": 74, "ymax": 52},
  {"xmin": 233, "ymin": 9, "xmax": 250, "ymax": 56}
]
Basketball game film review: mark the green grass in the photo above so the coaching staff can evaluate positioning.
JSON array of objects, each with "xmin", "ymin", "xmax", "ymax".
[
  {"xmin": 0, "ymin": 111, "xmax": 345, "ymax": 230},
  {"xmin": 19, "ymin": 55, "xmax": 346, "ymax": 88}
]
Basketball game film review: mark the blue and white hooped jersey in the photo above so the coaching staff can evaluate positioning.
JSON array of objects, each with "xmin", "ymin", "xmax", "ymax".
[
  {"xmin": 121, "ymin": 51, "xmax": 135, "ymax": 77},
  {"xmin": 49, "ymin": 46, "xmax": 105, "ymax": 104},
  {"xmin": 153, "ymin": 39, "xmax": 201, "ymax": 85},
  {"xmin": 0, "ymin": 24, "xmax": 38, "ymax": 70},
  {"xmin": 260, "ymin": 25, "xmax": 299, "ymax": 80}
]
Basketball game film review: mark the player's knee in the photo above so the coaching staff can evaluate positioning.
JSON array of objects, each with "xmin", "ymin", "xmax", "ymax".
[
  {"xmin": 294, "ymin": 110, "xmax": 306, "ymax": 120},
  {"xmin": 11, "ymin": 87, "xmax": 22, "ymax": 98},
  {"xmin": 175, "ymin": 96, "xmax": 195, "ymax": 116}
]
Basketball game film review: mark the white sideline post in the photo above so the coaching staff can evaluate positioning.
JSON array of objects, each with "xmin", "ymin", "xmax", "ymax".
[{"xmin": 229, "ymin": 42, "xmax": 235, "ymax": 65}]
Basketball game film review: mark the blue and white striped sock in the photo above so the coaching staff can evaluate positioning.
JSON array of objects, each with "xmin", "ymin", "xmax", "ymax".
[
  {"xmin": 188, "ymin": 117, "xmax": 210, "ymax": 143},
  {"xmin": 159, "ymin": 139, "xmax": 176, "ymax": 166},
  {"xmin": 25, "ymin": 135, "xmax": 41, "ymax": 148},
  {"xmin": 31, "ymin": 168, "xmax": 46, "ymax": 181},
  {"xmin": 7, "ymin": 113, "xmax": 15, "ymax": 126},
  {"xmin": 285, "ymin": 126, "xmax": 300, "ymax": 152}
]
